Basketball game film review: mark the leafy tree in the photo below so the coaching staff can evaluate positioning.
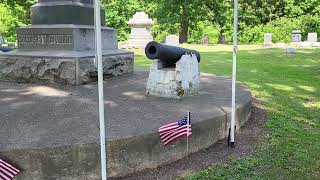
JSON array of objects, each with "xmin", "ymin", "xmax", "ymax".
[
  {"xmin": 148, "ymin": 0, "xmax": 210, "ymax": 43},
  {"xmin": 101, "ymin": 0, "xmax": 143, "ymax": 41}
]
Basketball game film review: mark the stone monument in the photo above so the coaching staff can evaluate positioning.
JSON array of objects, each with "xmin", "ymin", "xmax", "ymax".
[
  {"xmin": 128, "ymin": 12, "xmax": 153, "ymax": 48},
  {"xmin": 0, "ymin": 0, "xmax": 134, "ymax": 85},
  {"xmin": 264, "ymin": 33, "xmax": 272, "ymax": 46},
  {"xmin": 307, "ymin": 32, "xmax": 317, "ymax": 42},
  {"xmin": 165, "ymin": 35, "xmax": 180, "ymax": 46},
  {"xmin": 145, "ymin": 41, "xmax": 200, "ymax": 99}
]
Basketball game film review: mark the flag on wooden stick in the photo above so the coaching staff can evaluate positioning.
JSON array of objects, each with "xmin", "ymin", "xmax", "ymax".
[
  {"xmin": 159, "ymin": 113, "xmax": 192, "ymax": 145},
  {"xmin": 0, "ymin": 159, "xmax": 20, "ymax": 180}
]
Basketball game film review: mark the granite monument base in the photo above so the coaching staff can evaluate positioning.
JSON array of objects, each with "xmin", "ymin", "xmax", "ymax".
[{"xmin": 0, "ymin": 50, "xmax": 134, "ymax": 85}]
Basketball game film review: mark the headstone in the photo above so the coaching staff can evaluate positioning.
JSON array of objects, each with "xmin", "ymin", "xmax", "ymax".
[
  {"xmin": 128, "ymin": 12, "xmax": 153, "ymax": 48},
  {"xmin": 264, "ymin": 33, "xmax": 272, "ymax": 46},
  {"xmin": 146, "ymin": 54, "xmax": 200, "ymax": 99},
  {"xmin": 286, "ymin": 48, "xmax": 296, "ymax": 54},
  {"xmin": 0, "ymin": 0, "xmax": 134, "ymax": 85},
  {"xmin": 292, "ymin": 30, "xmax": 302, "ymax": 42},
  {"xmin": 307, "ymin": 33, "xmax": 317, "ymax": 42},
  {"xmin": 201, "ymin": 35, "xmax": 209, "ymax": 45},
  {"xmin": 0, "ymin": 36, "xmax": 4, "ymax": 44},
  {"xmin": 165, "ymin": 35, "xmax": 179, "ymax": 46}
]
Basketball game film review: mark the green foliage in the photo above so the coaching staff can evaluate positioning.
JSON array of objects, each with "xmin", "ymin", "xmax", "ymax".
[
  {"xmin": 101, "ymin": 0, "xmax": 143, "ymax": 41},
  {"xmin": 0, "ymin": 4, "xmax": 28, "ymax": 42},
  {"xmin": 1, "ymin": 0, "xmax": 320, "ymax": 44},
  {"xmin": 188, "ymin": 21, "xmax": 220, "ymax": 44}
]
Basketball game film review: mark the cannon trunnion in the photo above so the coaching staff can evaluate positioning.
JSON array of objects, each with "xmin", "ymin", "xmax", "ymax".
[{"xmin": 145, "ymin": 41, "xmax": 201, "ymax": 67}]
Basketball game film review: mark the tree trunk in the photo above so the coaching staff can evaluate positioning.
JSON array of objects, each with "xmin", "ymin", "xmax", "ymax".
[{"xmin": 179, "ymin": 3, "xmax": 189, "ymax": 44}]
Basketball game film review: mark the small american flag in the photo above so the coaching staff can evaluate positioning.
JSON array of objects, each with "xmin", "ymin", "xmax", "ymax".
[
  {"xmin": 0, "ymin": 159, "xmax": 20, "ymax": 180},
  {"xmin": 159, "ymin": 112, "xmax": 192, "ymax": 145}
]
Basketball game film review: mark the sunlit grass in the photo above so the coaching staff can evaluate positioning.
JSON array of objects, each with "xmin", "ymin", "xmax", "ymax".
[{"xmin": 128, "ymin": 44, "xmax": 320, "ymax": 179}]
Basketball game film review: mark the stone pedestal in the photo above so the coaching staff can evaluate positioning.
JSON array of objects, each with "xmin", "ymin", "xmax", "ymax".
[
  {"xmin": 0, "ymin": 50, "xmax": 133, "ymax": 85},
  {"xmin": 0, "ymin": 0, "xmax": 134, "ymax": 85},
  {"xmin": 146, "ymin": 54, "xmax": 200, "ymax": 99},
  {"xmin": 127, "ymin": 12, "xmax": 153, "ymax": 48}
]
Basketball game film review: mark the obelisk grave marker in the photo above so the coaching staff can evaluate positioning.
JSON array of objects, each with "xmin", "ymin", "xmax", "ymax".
[{"xmin": 0, "ymin": 0, "xmax": 134, "ymax": 85}]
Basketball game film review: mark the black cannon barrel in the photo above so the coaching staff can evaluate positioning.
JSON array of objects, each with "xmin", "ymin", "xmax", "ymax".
[{"xmin": 145, "ymin": 41, "xmax": 201, "ymax": 66}]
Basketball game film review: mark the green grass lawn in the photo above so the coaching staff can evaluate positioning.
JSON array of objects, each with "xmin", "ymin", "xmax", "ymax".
[{"xmin": 132, "ymin": 45, "xmax": 320, "ymax": 179}]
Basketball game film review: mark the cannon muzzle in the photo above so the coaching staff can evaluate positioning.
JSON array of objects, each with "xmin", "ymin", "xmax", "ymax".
[{"xmin": 145, "ymin": 41, "xmax": 201, "ymax": 67}]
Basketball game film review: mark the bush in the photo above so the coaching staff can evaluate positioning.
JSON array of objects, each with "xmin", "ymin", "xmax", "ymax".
[
  {"xmin": 0, "ymin": 4, "xmax": 18, "ymax": 42},
  {"xmin": 188, "ymin": 21, "xmax": 220, "ymax": 44}
]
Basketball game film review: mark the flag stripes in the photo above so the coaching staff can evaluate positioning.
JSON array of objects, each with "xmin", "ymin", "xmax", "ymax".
[
  {"xmin": 0, "ymin": 159, "xmax": 20, "ymax": 180},
  {"xmin": 159, "ymin": 113, "xmax": 192, "ymax": 145}
]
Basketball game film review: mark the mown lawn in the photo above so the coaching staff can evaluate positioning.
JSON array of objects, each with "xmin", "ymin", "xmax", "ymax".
[{"xmin": 132, "ymin": 45, "xmax": 320, "ymax": 179}]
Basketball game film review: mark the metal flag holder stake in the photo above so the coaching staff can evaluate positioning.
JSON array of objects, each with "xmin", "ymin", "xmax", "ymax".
[
  {"xmin": 186, "ymin": 112, "xmax": 191, "ymax": 156},
  {"xmin": 228, "ymin": 0, "xmax": 239, "ymax": 148},
  {"xmin": 94, "ymin": 0, "xmax": 108, "ymax": 179}
]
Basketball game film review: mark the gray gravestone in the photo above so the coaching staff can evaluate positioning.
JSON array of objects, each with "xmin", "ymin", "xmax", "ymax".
[
  {"xmin": 286, "ymin": 48, "xmax": 296, "ymax": 54},
  {"xmin": 307, "ymin": 33, "xmax": 317, "ymax": 42},
  {"xmin": 0, "ymin": 0, "xmax": 134, "ymax": 85},
  {"xmin": 128, "ymin": 12, "xmax": 153, "ymax": 48},
  {"xmin": 201, "ymin": 35, "xmax": 209, "ymax": 45},
  {"xmin": 165, "ymin": 35, "xmax": 180, "ymax": 46},
  {"xmin": 264, "ymin": 33, "xmax": 272, "ymax": 46},
  {"xmin": 292, "ymin": 30, "xmax": 302, "ymax": 42}
]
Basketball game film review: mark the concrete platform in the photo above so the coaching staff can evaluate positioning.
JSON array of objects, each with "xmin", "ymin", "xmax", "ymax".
[{"xmin": 0, "ymin": 71, "xmax": 252, "ymax": 179}]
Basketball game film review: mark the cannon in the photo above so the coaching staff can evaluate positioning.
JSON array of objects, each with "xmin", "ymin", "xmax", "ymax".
[{"xmin": 145, "ymin": 41, "xmax": 201, "ymax": 67}]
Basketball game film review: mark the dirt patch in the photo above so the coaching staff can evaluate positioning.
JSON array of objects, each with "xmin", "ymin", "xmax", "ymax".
[{"xmin": 111, "ymin": 98, "xmax": 267, "ymax": 180}]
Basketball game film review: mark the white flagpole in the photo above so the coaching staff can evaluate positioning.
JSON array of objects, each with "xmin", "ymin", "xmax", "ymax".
[
  {"xmin": 187, "ymin": 112, "xmax": 190, "ymax": 156},
  {"xmin": 94, "ymin": 0, "xmax": 107, "ymax": 179},
  {"xmin": 230, "ymin": 0, "xmax": 238, "ymax": 148}
]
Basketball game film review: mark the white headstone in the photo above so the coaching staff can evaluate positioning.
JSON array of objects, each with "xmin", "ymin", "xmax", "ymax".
[
  {"xmin": 0, "ymin": 36, "xmax": 4, "ymax": 44},
  {"xmin": 264, "ymin": 33, "xmax": 272, "ymax": 46},
  {"xmin": 292, "ymin": 30, "xmax": 302, "ymax": 42},
  {"xmin": 127, "ymin": 12, "xmax": 153, "ymax": 48},
  {"xmin": 307, "ymin": 33, "xmax": 317, "ymax": 42},
  {"xmin": 165, "ymin": 35, "xmax": 179, "ymax": 46}
]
